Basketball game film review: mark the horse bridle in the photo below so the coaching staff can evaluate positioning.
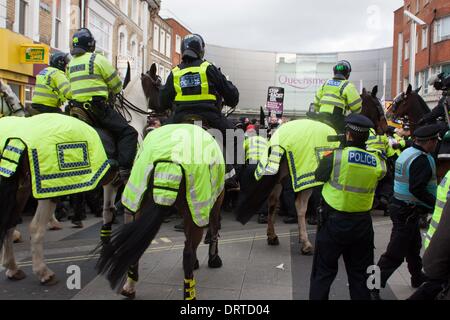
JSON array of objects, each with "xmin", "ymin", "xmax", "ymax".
[{"xmin": 0, "ymin": 93, "xmax": 24, "ymax": 117}]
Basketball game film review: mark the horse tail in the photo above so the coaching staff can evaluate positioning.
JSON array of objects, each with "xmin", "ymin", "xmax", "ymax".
[
  {"xmin": 234, "ymin": 159, "xmax": 284, "ymax": 225},
  {"xmin": 96, "ymin": 163, "xmax": 182, "ymax": 290},
  {"xmin": 95, "ymin": 201, "xmax": 170, "ymax": 290},
  {"xmin": 0, "ymin": 174, "xmax": 20, "ymax": 248}
]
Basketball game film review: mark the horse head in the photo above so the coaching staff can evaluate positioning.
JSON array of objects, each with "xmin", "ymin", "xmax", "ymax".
[
  {"xmin": 360, "ymin": 85, "xmax": 388, "ymax": 134},
  {"xmin": 141, "ymin": 63, "xmax": 165, "ymax": 113},
  {"xmin": 389, "ymin": 84, "xmax": 430, "ymax": 133},
  {"xmin": 0, "ymin": 79, "xmax": 26, "ymax": 117}
]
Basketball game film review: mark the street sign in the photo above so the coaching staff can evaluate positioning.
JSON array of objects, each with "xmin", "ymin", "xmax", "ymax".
[
  {"xmin": 20, "ymin": 45, "xmax": 49, "ymax": 64},
  {"xmin": 266, "ymin": 86, "xmax": 284, "ymax": 118}
]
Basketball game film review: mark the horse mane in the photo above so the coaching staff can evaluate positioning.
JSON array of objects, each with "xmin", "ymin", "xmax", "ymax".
[{"xmin": 415, "ymin": 92, "xmax": 431, "ymax": 114}]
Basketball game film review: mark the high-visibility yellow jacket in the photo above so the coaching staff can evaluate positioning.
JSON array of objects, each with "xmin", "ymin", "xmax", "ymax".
[
  {"xmin": 32, "ymin": 66, "xmax": 72, "ymax": 108},
  {"xmin": 322, "ymin": 147, "xmax": 387, "ymax": 212},
  {"xmin": 424, "ymin": 171, "xmax": 450, "ymax": 249},
  {"xmin": 244, "ymin": 135, "xmax": 268, "ymax": 164},
  {"xmin": 314, "ymin": 78, "xmax": 362, "ymax": 115},
  {"xmin": 66, "ymin": 52, "xmax": 122, "ymax": 102}
]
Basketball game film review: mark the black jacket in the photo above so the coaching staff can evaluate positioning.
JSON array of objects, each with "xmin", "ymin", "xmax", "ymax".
[
  {"xmin": 423, "ymin": 201, "xmax": 450, "ymax": 298},
  {"xmin": 159, "ymin": 59, "xmax": 239, "ymax": 113},
  {"xmin": 407, "ymin": 144, "xmax": 436, "ymax": 209}
]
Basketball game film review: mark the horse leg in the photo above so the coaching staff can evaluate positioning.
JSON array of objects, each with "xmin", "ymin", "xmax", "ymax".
[
  {"xmin": 267, "ymin": 183, "xmax": 282, "ymax": 246},
  {"xmin": 295, "ymin": 189, "xmax": 314, "ymax": 255},
  {"xmin": 120, "ymin": 210, "xmax": 141, "ymax": 299},
  {"xmin": 208, "ymin": 191, "xmax": 224, "ymax": 268},
  {"xmin": 30, "ymin": 200, "xmax": 58, "ymax": 285},
  {"xmin": 183, "ymin": 208, "xmax": 203, "ymax": 300},
  {"xmin": 48, "ymin": 212, "xmax": 63, "ymax": 230},
  {"xmin": 101, "ymin": 183, "xmax": 119, "ymax": 243},
  {"xmin": 2, "ymin": 228, "xmax": 26, "ymax": 280}
]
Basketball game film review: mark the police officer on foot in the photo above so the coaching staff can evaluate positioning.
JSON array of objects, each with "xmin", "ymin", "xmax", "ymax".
[
  {"xmin": 160, "ymin": 34, "xmax": 240, "ymax": 186},
  {"xmin": 313, "ymin": 61, "xmax": 362, "ymax": 133},
  {"xmin": 31, "ymin": 52, "xmax": 72, "ymax": 114},
  {"xmin": 309, "ymin": 114, "xmax": 387, "ymax": 300},
  {"xmin": 371, "ymin": 124, "xmax": 440, "ymax": 300},
  {"xmin": 66, "ymin": 28, "xmax": 138, "ymax": 183}
]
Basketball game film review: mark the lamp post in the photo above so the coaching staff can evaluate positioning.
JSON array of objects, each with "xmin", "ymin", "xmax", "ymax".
[{"xmin": 404, "ymin": 10, "xmax": 426, "ymax": 88}]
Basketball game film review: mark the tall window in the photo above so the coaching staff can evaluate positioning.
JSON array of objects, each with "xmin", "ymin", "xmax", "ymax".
[
  {"xmin": 159, "ymin": 29, "xmax": 165, "ymax": 54},
  {"xmin": 119, "ymin": 0, "xmax": 128, "ymax": 15},
  {"xmin": 153, "ymin": 24, "xmax": 159, "ymax": 51},
  {"xmin": 397, "ymin": 33, "xmax": 403, "ymax": 95},
  {"xmin": 118, "ymin": 25, "xmax": 128, "ymax": 56},
  {"xmin": 434, "ymin": 16, "xmax": 450, "ymax": 43},
  {"xmin": 421, "ymin": 27, "xmax": 427, "ymax": 49},
  {"xmin": 175, "ymin": 34, "xmax": 181, "ymax": 54},
  {"xmin": 54, "ymin": 0, "xmax": 62, "ymax": 48},
  {"xmin": 90, "ymin": 11, "xmax": 112, "ymax": 59},
  {"xmin": 415, "ymin": 32, "xmax": 419, "ymax": 54},
  {"xmin": 131, "ymin": 0, "xmax": 138, "ymax": 24},
  {"xmin": 405, "ymin": 41, "xmax": 410, "ymax": 60},
  {"xmin": 166, "ymin": 33, "xmax": 171, "ymax": 58},
  {"xmin": 18, "ymin": 0, "xmax": 29, "ymax": 35},
  {"xmin": 415, "ymin": 0, "xmax": 420, "ymax": 13}
]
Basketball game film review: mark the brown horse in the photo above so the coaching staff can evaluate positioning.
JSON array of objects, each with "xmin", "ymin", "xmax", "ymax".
[
  {"xmin": 235, "ymin": 86, "xmax": 387, "ymax": 255},
  {"xmin": 388, "ymin": 84, "xmax": 450, "ymax": 181},
  {"xmin": 95, "ymin": 124, "xmax": 224, "ymax": 300}
]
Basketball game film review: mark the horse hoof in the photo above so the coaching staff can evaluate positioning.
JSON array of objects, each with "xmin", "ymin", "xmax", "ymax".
[
  {"xmin": 41, "ymin": 274, "xmax": 58, "ymax": 286},
  {"xmin": 120, "ymin": 289, "xmax": 136, "ymax": 299},
  {"xmin": 301, "ymin": 248, "xmax": 314, "ymax": 256},
  {"xmin": 208, "ymin": 255, "xmax": 222, "ymax": 268},
  {"xmin": 7, "ymin": 269, "xmax": 26, "ymax": 281},
  {"xmin": 267, "ymin": 236, "xmax": 279, "ymax": 246},
  {"xmin": 194, "ymin": 259, "xmax": 199, "ymax": 270}
]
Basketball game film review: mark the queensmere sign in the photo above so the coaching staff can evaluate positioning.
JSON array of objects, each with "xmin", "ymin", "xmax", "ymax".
[{"xmin": 278, "ymin": 75, "xmax": 327, "ymax": 90}]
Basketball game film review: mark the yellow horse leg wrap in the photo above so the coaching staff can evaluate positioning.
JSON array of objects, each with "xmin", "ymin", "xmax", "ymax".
[{"xmin": 184, "ymin": 278, "xmax": 196, "ymax": 300}]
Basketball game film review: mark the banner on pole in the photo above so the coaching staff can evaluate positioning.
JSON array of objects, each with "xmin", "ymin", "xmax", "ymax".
[{"xmin": 266, "ymin": 86, "xmax": 284, "ymax": 118}]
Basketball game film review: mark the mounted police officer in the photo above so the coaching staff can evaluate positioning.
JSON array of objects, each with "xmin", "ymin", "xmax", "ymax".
[
  {"xmin": 313, "ymin": 60, "xmax": 362, "ymax": 133},
  {"xmin": 66, "ymin": 28, "xmax": 138, "ymax": 182},
  {"xmin": 160, "ymin": 34, "xmax": 240, "ymax": 184},
  {"xmin": 309, "ymin": 114, "xmax": 387, "ymax": 300},
  {"xmin": 31, "ymin": 52, "xmax": 72, "ymax": 114},
  {"xmin": 371, "ymin": 124, "xmax": 440, "ymax": 300}
]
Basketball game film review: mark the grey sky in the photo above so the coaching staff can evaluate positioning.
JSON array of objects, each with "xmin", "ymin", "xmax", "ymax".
[{"xmin": 160, "ymin": 0, "xmax": 404, "ymax": 53}]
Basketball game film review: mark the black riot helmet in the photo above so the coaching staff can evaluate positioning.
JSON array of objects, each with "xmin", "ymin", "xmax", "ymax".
[
  {"xmin": 50, "ymin": 51, "xmax": 70, "ymax": 71},
  {"xmin": 71, "ymin": 28, "xmax": 96, "ymax": 55},
  {"xmin": 181, "ymin": 34, "xmax": 205, "ymax": 60},
  {"xmin": 333, "ymin": 60, "xmax": 352, "ymax": 79}
]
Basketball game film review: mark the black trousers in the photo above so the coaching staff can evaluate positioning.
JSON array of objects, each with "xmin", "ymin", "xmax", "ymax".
[
  {"xmin": 239, "ymin": 164, "xmax": 268, "ymax": 216},
  {"xmin": 280, "ymin": 178, "xmax": 296, "ymax": 218},
  {"xmin": 376, "ymin": 201, "xmax": 423, "ymax": 288},
  {"xmin": 31, "ymin": 103, "xmax": 62, "ymax": 114},
  {"xmin": 309, "ymin": 208, "xmax": 374, "ymax": 300},
  {"xmin": 91, "ymin": 103, "xmax": 138, "ymax": 170},
  {"xmin": 407, "ymin": 279, "xmax": 448, "ymax": 300}
]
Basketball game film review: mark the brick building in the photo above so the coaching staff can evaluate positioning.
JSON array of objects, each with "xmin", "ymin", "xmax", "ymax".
[
  {"xmin": 392, "ymin": 0, "xmax": 450, "ymax": 105},
  {"xmin": 164, "ymin": 17, "xmax": 191, "ymax": 66}
]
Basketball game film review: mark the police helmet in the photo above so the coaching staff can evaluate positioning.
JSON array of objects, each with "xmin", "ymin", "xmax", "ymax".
[
  {"xmin": 50, "ymin": 52, "xmax": 70, "ymax": 71},
  {"xmin": 181, "ymin": 34, "xmax": 205, "ymax": 60},
  {"xmin": 71, "ymin": 28, "xmax": 96, "ymax": 55},
  {"xmin": 333, "ymin": 60, "xmax": 352, "ymax": 79}
]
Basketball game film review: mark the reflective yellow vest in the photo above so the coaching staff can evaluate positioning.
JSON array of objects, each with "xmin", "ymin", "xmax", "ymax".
[
  {"xmin": 172, "ymin": 61, "xmax": 217, "ymax": 103},
  {"xmin": 393, "ymin": 133, "xmax": 406, "ymax": 156},
  {"xmin": 367, "ymin": 129, "xmax": 392, "ymax": 156},
  {"xmin": 322, "ymin": 147, "xmax": 387, "ymax": 212},
  {"xmin": 122, "ymin": 124, "xmax": 225, "ymax": 227},
  {"xmin": 66, "ymin": 52, "xmax": 122, "ymax": 102},
  {"xmin": 424, "ymin": 172, "xmax": 450, "ymax": 249},
  {"xmin": 313, "ymin": 78, "xmax": 362, "ymax": 114},
  {"xmin": 32, "ymin": 67, "xmax": 72, "ymax": 108},
  {"xmin": 0, "ymin": 114, "xmax": 110, "ymax": 198},
  {"xmin": 244, "ymin": 135, "xmax": 268, "ymax": 164},
  {"xmin": 255, "ymin": 119, "xmax": 340, "ymax": 192}
]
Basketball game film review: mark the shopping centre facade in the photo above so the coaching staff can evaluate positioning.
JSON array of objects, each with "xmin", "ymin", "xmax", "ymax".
[{"xmin": 205, "ymin": 44, "xmax": 393, "ymax": 119}]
